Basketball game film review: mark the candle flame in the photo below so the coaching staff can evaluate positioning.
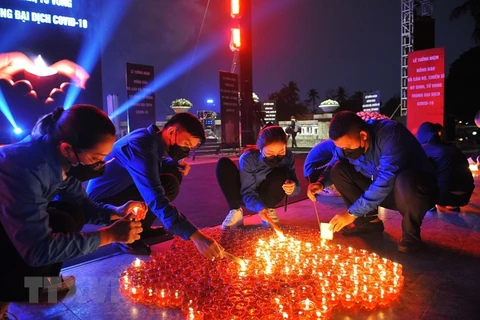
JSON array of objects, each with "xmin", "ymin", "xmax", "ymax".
[{"xmin": 134, "ymin": 258, "xmax": 141, "ymax": 267}]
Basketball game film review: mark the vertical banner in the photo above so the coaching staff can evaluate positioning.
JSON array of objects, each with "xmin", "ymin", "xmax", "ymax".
[
  {"xmin": 219, "ymin": 70, "xmax": 240, "ymax": 148},
  {"xmin": 362, "ymin": 91, "xmax": 380, "ymax": 112},
  {"xmin": 407, "ymin": 47, "xmax": 445, "ymax": 134},
  {"xmin": 126, "ymin": 63, "xmax": 155, "ymax": 132},
  {"xmin": 261, "ymin": 100, "xmax": 277, "ymax": 124}
]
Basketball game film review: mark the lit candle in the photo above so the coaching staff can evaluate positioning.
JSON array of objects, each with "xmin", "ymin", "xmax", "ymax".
[{"xmin": 299, "ymin": 298, "xmax": 315, "ymax": 310}]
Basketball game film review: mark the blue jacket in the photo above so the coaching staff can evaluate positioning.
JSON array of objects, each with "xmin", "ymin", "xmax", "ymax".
[
  {"xmin": 240, "ymin": 148, "xmax": 300, "ymax": 213},
  {"xmin": 303, "ymin": 139, "xmax": 337, "ymax": 179},
  {"xmin": 87, "ymin": 125, "xmax": 198, "ymax": 240},
  {"xmin": 417, "ymin": 122, "xmax": 474, "ymax": 194},
  {"xmin": 0, "ymin": 136, "xmax": 114, "ymax": 267},
  {"xmin": 319, "ymin": 120, "xmax": 435, "ymax": 216}
]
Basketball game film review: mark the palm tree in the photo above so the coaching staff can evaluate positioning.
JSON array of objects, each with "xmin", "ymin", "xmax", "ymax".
[
  {"xmin": 282, "ymin": 81, "xmax": 300, "ymax": 105},
  {"xmin": 305, "ymin": 89, "xmax": 320, "ymax": 112},
  {"xmin": 450, "ymin": 0, "xmax": 480, "ymax": 44},
  {"xmin": 336, "ymin": 86, "xmax": 349, "ymax": 104}
]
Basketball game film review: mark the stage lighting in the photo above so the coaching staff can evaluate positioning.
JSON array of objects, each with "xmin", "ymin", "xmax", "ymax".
[
  {"xmin": 231, "ymin": 0, "xmax": 241, "ymax": 18},
  {"xmin": 230, "ymin": 28, "xmax": 241, "ymax": 51},
  {"xmin": 206, "ymin": 99, "xmax": 214, "ymax": 104},
  {"xmin": 13, "ymin": 127, "xmax": 22, "ymax": 135}
]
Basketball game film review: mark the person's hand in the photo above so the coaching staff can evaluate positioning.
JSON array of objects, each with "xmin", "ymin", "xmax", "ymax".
[
  {"xmin": 329, "ymin": 210, "xmax": 356, "ymax": 233},
  {"xmin": 114, "ymin": 201, "xmax": 148, "ymax": 221},
  {"xmin": 50, "ymin": 59, "xmax": 90, "ymax": 89},
  {"xmin": 0, "ymin": 52, "xmax": 34, "ymax": 80},
  {"xmin": 105, "ymin": 213, "xmax": 143, "ymax": 244},
  {"xmin": 282, "ymin": 180, "xmax": 296, "ymax": 195},
  {"xmin": 307, "ymin": 182, "xmax": 324, "ymax": 201},
  {"xmin": 190, "ymin": 230, "xmax": 224, "ymax": 260},
  {"xmin": 177, "ymin": 159, "xmax": 191, "ymax": 176}
]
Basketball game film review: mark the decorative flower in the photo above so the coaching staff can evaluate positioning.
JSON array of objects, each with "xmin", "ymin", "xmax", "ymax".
[
  {"xmin": 171, "ymin": 98, "xmax": 193, "ymax": 107},
  {"xmin": 319, "ymin": 99, "xmax": 340, "ymax": 106}
]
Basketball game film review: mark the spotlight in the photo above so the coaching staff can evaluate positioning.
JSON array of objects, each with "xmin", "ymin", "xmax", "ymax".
[
  {"xmin": 206, "ymin": 99, "xmax": 214, "ymax": 104},
  {"xmin": 13, "ymin": 127, "xmax": 22, "ymax": 135}
]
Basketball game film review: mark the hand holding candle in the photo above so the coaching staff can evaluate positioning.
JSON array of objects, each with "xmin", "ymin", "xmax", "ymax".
[{"xmin": 116, "ymin": 200, "xmax": 148, "ymax": 221}]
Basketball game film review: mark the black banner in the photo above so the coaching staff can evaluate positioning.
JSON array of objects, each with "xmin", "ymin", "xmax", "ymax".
[
  {"xmin": 219, "ymin": 70, "xmax": 240, "ymax": 148},
  {"xmin": 126, "ymin": 62, "xmax": 155, "ymax": 132}
]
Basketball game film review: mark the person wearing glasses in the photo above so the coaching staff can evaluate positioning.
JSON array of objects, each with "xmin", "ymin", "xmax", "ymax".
[
  {"xmin": 216, "ymin": 125, "xmax": 301, "ymax": 229},
  {"xmin": 87, "ymin": 112, "xmax": 225, "ymax": 259},
  {"xmin": 0, "ymin": 105, "xmax": 146, "ymax": 312}
]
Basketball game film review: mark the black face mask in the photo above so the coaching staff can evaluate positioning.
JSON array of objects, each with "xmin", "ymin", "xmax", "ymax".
[
  {"xmin": 343, "ymin": 137, "xmax": 366, "ymax": 160},
  {"xmin": 67, "ymin": 153, "xmax": 106, "ymax": 182},
  {"xmin": 262, "ymin": 155, "xmax": 285, "ymax": 167},
  {"xmin": 167, "ymin": 131, "xmax": 190, "ymax": 161},
  {"xmin": 343, "ymin": 147, "xmax": 365, "ymax": 160}
]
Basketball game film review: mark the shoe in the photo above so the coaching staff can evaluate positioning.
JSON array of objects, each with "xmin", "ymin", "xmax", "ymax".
[
  {"xmin": 342, "ymin": 220, "xmax": 384, "ymax": 236},
  {"xmin": 261, "ymin": 208, "xmax": 280, "ymax": 227},
  {"xmin": 221, "ymin": 208, "xmax": 244, "ymax": 229},
  {"xmin": 40, "ymin": 275, "xmax": 76, "ymax": 295},
  {"xmin": 115, "ymin": 242, "xmax": 151, "ymax": 255},
  {"xmin": 397, "ymin": 238, "xmax": 422, "ymax": 253}
]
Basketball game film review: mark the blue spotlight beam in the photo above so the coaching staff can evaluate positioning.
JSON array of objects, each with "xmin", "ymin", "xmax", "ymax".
[
  {"xmin": 64, "ymin": 0, "xmax": 132, "ymax": 109},
  {"xmin": 0, "ymin": 89, "xmax": 18, "ymax": 129},
  {"xmin": 110, "ymin": 39, "xmax": 221, "ymax": 120}
]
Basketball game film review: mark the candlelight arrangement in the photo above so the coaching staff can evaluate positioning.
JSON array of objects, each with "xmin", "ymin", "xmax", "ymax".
[{"xmin": 120, "ymin": 227, "xmax": 403, "ymax": 319}]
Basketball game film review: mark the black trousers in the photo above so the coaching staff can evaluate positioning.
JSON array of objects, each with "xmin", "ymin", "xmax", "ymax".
[
  {"xmin": 97, "ymin": 161, "xmax": 183, "ymax": 238},
  {"xmin": 0, "ymin": 201, "xmax": 84, "ymax": 302},
  {"xmin": 437, "ymin": 190, "xmax": 473, "ymax": 207},
  {"xmin": 216, "ymin": 157, "xmax": 287, "ymax": 211},
  {"xmin": 330, "ymin": 160, "xmax": 438, "ymax": 242}
]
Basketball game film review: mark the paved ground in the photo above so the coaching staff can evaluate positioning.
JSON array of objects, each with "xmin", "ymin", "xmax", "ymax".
[{"xmin": 7, "ymin": 154, "xmax": 480, "ymax": 320}]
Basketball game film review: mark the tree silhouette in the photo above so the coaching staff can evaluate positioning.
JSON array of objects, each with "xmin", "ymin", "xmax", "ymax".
[
  {"xmin": 445, "ymin": 46, "xmax": 480, "ymax": 121},
  {"xmin": 305, "ymin": 88, "xmax": 320, "ymax": 112},
  {"xmin": 282, "ymin": 81, "xmax": 300, "ymax": 105},
  {"xmin": 381, "ymin": 93, "xmax": 401, "ymax": 118},
  {"xmin": 336, "ymin": 86, "xmax": 349, "ymax": 105},
  {"xmin": 324, "ymin": 88, "xmax": 336, "ymax": 100},
  {"xmin": 450, "ymin": 0, "xmax": 480, "ymax": 44}
]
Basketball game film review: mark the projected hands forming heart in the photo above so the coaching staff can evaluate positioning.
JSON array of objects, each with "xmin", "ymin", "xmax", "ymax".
[{"xmin": 0, "ymin": 51, "xmax": 90, "ymax": 106}]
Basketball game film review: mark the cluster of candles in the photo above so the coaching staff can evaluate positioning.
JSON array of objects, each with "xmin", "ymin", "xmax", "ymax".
[{"xmin": 119, "ymin": 227, "xmax": 403, "ymax": 319}]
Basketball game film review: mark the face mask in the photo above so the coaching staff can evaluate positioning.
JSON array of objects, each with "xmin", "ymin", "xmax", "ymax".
[
  {"xmin": 167, "ymin": 131, "xmax": 190, "ymax": 161},
  {"xmin": 262, "ymin": 154, "xmax": 285, "ymax": 167},
  {"xmin": 67, "ymin": 152, "xmax": 106, "ymax": 182},
  {"xmin": 343, "ymin": 136, "xmax": 366, "ymax": 160},
  {"xmin": 343, "ymin": 147, "xmax": 365, "ymax": 160}
]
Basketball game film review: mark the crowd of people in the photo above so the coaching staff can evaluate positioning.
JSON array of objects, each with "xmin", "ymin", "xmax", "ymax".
[{"xmin": 0, "ymin": 105, "xmax": 474, "ymax": 316}]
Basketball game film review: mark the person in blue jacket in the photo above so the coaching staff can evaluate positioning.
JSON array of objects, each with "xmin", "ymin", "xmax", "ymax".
[
  {"xmin": 307, "ymin": 111, "xmax": 438, "ymax": 253},
  {"xmin": 304, "ymin": 139, "xmax": 338, "ymax": 182},
  {"xmin": 0, "ymin": 105, "xmax": 146, "ymax": 312},
  {"xmin": 216, "ymin": 125, "xmax": 301, "ymax": 229},
  {"xmin": 416, "ymin": 122, "xmax": 474, "ymax": 210},
  {"xmin": 87, "ymin": 113, "xmax": 224, "ymax": 259}
]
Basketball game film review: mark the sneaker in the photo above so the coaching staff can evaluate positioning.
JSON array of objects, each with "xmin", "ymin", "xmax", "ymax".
[
  {"xmin": 221, "ymin": 208, "xmax": 244, "ymax": 229},
  {"xmin": 261, "ymin": 208, "xmax": 280, "ymax": 227},
  {"xmin": 397, "ymin": 238, "xmax": 422, "ymax": 253},
  {"xmin": 40, "ymin": 275, "xmax": 76, "ymax": 295}
]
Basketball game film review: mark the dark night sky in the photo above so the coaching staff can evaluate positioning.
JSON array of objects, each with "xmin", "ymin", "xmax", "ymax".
[{"xmin": 101, "ymin": 0, "xmax": 475, "ymax": 119}]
